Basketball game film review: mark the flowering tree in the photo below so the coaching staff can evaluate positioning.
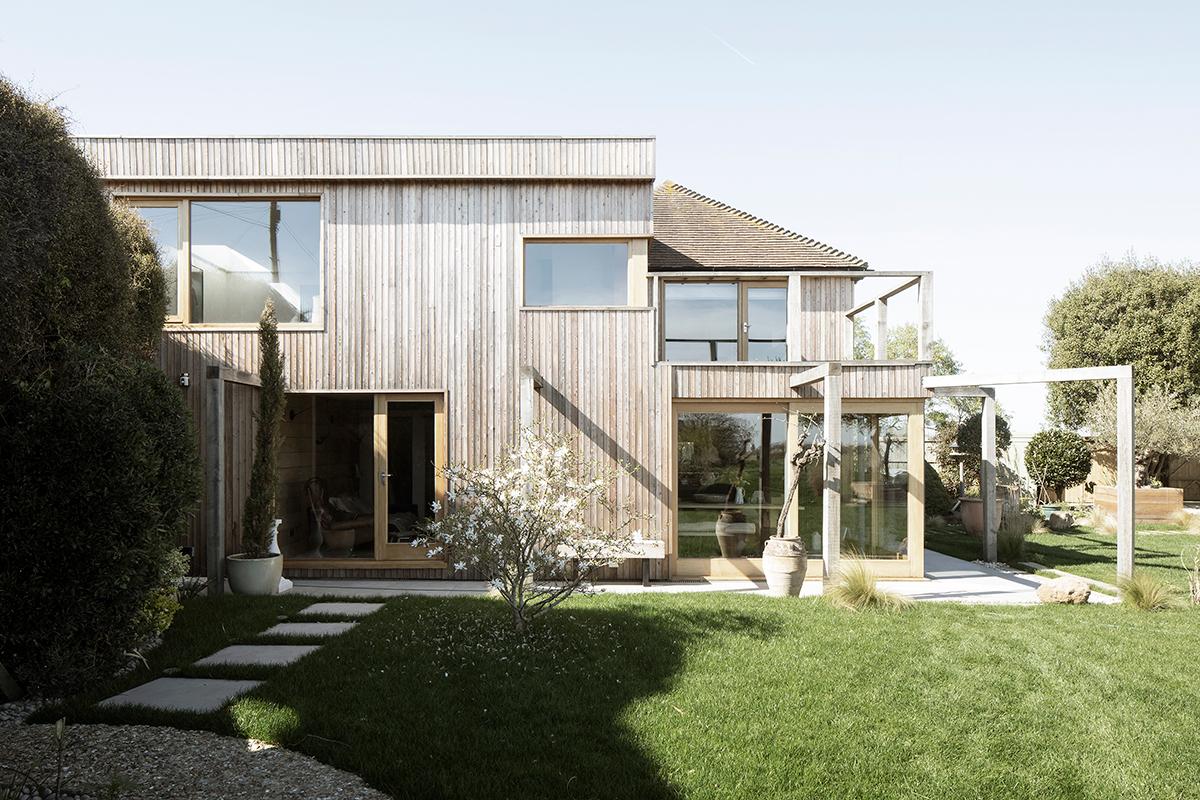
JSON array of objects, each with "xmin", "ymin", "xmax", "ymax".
[{"xmin": 416, "ymin": 430, "xmax": 646, "ymax": 632}]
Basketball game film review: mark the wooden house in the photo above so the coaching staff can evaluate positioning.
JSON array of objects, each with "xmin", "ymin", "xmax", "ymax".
[{"xmin": 76, "ymin": 136, "xmax": 933, "ymax": 584}]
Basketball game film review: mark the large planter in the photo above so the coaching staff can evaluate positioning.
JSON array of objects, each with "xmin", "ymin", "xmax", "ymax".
[
  {"xmin": 714, "ymin": 511, "xmax": 756, "ymax": 558},
  {"xmin": 226, "ymin": 553, "xmax": 283, "ymax": 596},
  {"xmin": 762, "ymin": 536, "xmax": 808, "ymax": 597},
  {"xmin": 1093, "ymin": 484, "xmax": 1184, "ymax": 522},
  {"xmin": 959, "ymin": 497, "xmax": 1004, "ymax": 535}
]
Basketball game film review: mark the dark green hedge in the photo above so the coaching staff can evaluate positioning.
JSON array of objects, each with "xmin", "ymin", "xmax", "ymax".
[
  {"xmin": 924, "ymin": 462, "xmax": 955, "ymax": 518},
  {"xmin": 0, "ymin": 78, "xmax": 200, "ymax": 694}
]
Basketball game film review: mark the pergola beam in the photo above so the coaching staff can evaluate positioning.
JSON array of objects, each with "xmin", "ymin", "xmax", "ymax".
[{"xmin": 923, "ymin": 365, "xmax": 1136, "ymax": 578}]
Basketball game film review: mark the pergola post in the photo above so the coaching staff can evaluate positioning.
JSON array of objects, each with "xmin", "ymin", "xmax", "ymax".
[
  {"xmin": 822, "ymin": 364, "xmax": 843, "ymax": 578},
  {"xmin": 874, "ymin": 297, "xmax": 888, "ymax": 360},
  {"xmin": 980, "ymin": 389, "xmax": 998, "ymax": 563},
  {"xmin": 1116, "ymin": 368, "xmax": 1136, "ymax": 579}
]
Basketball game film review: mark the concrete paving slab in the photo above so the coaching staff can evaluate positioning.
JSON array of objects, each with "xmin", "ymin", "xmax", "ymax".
[
  {"xmin": 98, "ymin": 678, "xmax": 261, "ymax": 713},
  {"xmin": 296, "ymin": 602, "xmax": 385, "ymax": 617},
  {"xmin": 194, "ymin": 645, "xmax": 320, "ymax": 667},
  {"xmin": 260, "ymin": 622, "xmax": 358, "ymax": 637}
]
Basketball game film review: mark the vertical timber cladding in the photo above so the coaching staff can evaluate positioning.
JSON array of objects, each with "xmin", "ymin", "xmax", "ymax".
[
  {"xmin": 108, "ymin": 169, "xmax": 654, "ymax": 574},
  {"xmin": 518, "ymin": 309, "xmax": 671, "ymax": 581}
]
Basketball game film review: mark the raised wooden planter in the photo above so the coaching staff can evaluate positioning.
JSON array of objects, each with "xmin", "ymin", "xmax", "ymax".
[{"xmin": 1093, "ymin": 484, "xmax": 1183, "ymax": 522}]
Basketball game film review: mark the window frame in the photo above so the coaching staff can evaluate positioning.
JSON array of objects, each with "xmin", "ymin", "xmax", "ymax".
[
  {"xmin": 660, "ymin": 277, "xmax": 788, "ymax": 362},
  {"xmin": 121, "ymin": 194, "xmax": 325, "ymax": 331},
  {"xmin": 519, "ymin": 236, "xmax": 648, "ymax": 310}
]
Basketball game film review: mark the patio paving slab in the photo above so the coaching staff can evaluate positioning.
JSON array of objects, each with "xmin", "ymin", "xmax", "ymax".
[
  {"xmin": 261, "ymin": 622, "xmax": 358, "ymax": 637},
  {"xmin": 194, "ymin": 645, "xmax": 320, "ymax": 667},
  {"xmin": 295, "ymin": 602, "xmax": 385, "ymax": 617},
  {"xmin": 98, "ymin": 678, "xmax": 261, "ymax": 713}
]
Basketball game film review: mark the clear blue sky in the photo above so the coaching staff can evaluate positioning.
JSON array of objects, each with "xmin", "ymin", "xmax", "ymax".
[{"xmin": 6, "ymin": 0, "xmax": 1198, "ymax": 433}]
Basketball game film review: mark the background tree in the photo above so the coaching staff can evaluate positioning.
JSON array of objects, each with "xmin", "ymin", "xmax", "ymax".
[
  {"xmin": 1086, "ymin": 384, "xmax": 1200, "ymax": 486},
  {"xmin": 950, "ymin": 412, "xmax": 1013, "ymax": 496},
  {"xmin": 0, "ymin": 78, "xmax": 200, "ymax": 694},
  {"xmin": 1024, "ymin": 429, "xmax": 1092, "ymax": 501},
  {"xmin": 1043, "ymin": 254, "xmax": 1200, "ymax": 427}
]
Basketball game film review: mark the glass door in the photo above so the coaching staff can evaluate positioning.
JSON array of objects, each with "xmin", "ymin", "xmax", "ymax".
[{"xmin": 373, "ymin": 394, "xmax": 447, "ymax": 563}]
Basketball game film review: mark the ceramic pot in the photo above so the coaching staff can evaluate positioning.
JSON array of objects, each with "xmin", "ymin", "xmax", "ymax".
[
  {"xmin": 226, "ymin": 553, "xmax": 283, "ymax": 595},
  {"xmin": 762, "ymin": 536, "xmax": 807, "ymax": 597}
]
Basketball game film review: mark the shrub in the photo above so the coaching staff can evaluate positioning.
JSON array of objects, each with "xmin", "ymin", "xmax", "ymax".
[
  {"xmin": 0, "ymin": 79, "xmax": 200, "ymax": 694},
  {"xmin": 996, "ymin": 527, "xmax": 1027, "ymax": 564},
  {"xmin": 419, "ymin": 429, "xmax": 646, "ymax": 632},
  {"xmin": 825, "ymin": 559, "xmax": 912, "ymax": 611},
  {"xmin": 1117, "ymin": 573, "xmax": 1179, "ymax": 611},
  {"xmin": 241, "ymin": 303, "xmax": 287, "ymax": 558},
  {"xmin": 924, "ymin": 462, "xmax": 954, "ymax": 518},
  {"xmin": 1025, "ymin": 429, "xmax": 1092, "ymax": 501},
  {"xmin": 0, "ymin": 352, "xmax": 201, "ymax": 693}
]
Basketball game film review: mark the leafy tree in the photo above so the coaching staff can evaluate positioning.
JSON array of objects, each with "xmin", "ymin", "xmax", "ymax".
[
  {"xmin": 1024, "ymin": 429, "xmax": 1092, "ymax": 500},
  {"xmin": 0, "ymin": 78, "xmax": 200, "ymax": 694},
  {"xmin": 242, "ymin": 302, "xmax": 287, "ymax": 558},
  {"xmin": 1086, "ymin": 383, "xmax": 1200, "ymax": 485},
  {"xmin": 1043, "ymin": 254, "xmax": 1200, "ymax": 427},
  {"xmin": 951, "ymin": 411, "xmax": 1013, "ymax": 496}
]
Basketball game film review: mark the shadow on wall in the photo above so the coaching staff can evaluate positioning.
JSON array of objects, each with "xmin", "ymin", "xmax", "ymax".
[{"xmin": 249, "ymin": 596, "xmax": 783, "ymax": 800}]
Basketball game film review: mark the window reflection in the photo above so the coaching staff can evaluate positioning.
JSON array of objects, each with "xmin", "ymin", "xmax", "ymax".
[
  {"xmin": 131, "ymin": 206, "xmax": 180, "ymax": 318},
  {"xmin": 663, "ymin": 283, "xmax": 738, "ymax": 361},
  {"xmin": 190, "ymin": 200, "xmax": 321, "ymax": 324},
  {"xmin": 746, "ymin": 285, "xmax": 787, "ymax": 361},
  {"xmin": 523, "ymin": 242, "xmax": 628, "ymax": 306}
]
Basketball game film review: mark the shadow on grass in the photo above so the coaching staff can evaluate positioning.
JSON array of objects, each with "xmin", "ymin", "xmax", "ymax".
[
  {"xmin": 243, "ymin": 595, "xmax": 783, "ymax": 800},
  {"xmin": 33, "ymin": 594, "xmax": 782, "ymax": 800}
]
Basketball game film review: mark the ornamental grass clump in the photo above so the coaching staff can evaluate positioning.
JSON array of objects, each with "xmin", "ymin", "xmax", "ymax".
[
  {"xmin": 825, "ymin": 558, "xmax": 912, "ymax": 612},
  {"xmin": 418, "ymin": 429, "xmax": 648, "ymax": 633},
  {"xmin": 1117, "ymin": 572, "xmax": 1180, "ymax": 611}
]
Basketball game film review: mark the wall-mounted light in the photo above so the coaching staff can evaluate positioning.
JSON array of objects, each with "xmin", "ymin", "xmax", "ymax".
[{"xmin": 179, "ymin": 372, "xmax": 190, "ymax": 388}]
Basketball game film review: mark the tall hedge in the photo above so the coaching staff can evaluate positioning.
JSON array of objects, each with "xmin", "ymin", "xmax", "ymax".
[{"xmin": 0, "ymin": 78, "xmax": 200, "ymax": 694}]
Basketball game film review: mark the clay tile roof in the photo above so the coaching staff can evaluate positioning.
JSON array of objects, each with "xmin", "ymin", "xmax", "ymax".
[{"xmin": 651, "ymin": 181, "xmax": 868, "ymax": 272}]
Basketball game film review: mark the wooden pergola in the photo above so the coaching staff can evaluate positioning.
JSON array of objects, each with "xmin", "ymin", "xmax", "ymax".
[{"xmin": 924, "ymin": 366, "xmax": 1137, "ymax": 577}]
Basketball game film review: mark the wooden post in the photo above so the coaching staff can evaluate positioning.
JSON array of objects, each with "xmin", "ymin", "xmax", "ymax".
[
  {"xmin": 205, "ymin": 368, "xmax": 226, "ymax": 596},
  {"xmin": 874, "ymin": 297, "xmax": 888, "ymax": 360},
  {"xmin": 822, "ymin": 364, "xmax": 843, "ymax": 578},
  {"xmin": 1116, "ymin": 368, "xmax": 1136, "ymax": 578},
  {"xmin": 917, "ymin": 273, "xmax": 932, "ymax": 361},
  {"xmin": 981, "ymin": 389, "xmax": 997, "ymax": 563}
]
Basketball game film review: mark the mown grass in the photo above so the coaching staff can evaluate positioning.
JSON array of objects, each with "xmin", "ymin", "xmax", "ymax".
[
  {"xmin": 32, "ymin": 590, "xmax": 1200, "ymax": 800},
  {"xmin": 1023, "ymin": 526, "xmax": 1200, "ymax": 592}
]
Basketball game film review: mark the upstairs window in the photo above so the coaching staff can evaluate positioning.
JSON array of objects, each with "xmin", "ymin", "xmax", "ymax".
[
  {"xmin": 523, "ymin": 241, "xmax": 629, "ymax": 306},
  {"xmin": 128, "ymin": 198, "xmax": 322, "ymax": 326},
  {"xmin": 662, "ymin": 280, "xmax": 787, "ymax": 361}
]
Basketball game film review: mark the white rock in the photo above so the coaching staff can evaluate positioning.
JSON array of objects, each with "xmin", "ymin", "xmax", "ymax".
[{"xmin": 1037, "ymin": 576, "xmax": 1091, "ymax": 604}]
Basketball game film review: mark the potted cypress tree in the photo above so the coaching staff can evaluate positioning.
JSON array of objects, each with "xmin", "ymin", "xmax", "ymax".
[{"xmin": 227, "ymin": 302, "xmax": 287, "ymax": 595}]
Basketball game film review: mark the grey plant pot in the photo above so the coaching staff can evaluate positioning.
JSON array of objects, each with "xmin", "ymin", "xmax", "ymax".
[
  {"xmin": 226, "ymin": 553, "xmax": 284, "ymax": 596},
  {"xmin": 762, "ymin": 536, "xmax": 808, "ymax": 597}
]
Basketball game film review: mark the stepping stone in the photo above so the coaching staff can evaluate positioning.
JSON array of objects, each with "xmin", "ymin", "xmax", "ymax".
[
  {"xmin": 99, "ymin": 678, "xmax": 261, "ymax": 713},
  {"xmin": 296, "ymin": 602, "xmax": 384, "ymax": 617},
  {"xmin": 260, "ymin": 622, "xmax": 357, "ymax": 638},
  {"xmin": 194, "ymin": 645, "xmax": 319, "ymax": 667}
]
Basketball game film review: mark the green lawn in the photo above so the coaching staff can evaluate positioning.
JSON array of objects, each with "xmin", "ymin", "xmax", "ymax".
[
  {"xmin": 35, "ymin": 592, "xmax": 1200, "ymax": 799},
  {"xmin": 926, "ymin": 521, "xmax": 1200, "ymax": 592},
  {"xmin": 1024, "ymin": 526, "xmax": 1200, "ymax": 591}
]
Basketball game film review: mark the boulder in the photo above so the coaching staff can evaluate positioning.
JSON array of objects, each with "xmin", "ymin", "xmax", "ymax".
[
  {"xmin": 1047, "ymin": 511, "xmax": 1075, "ymax": 531},
  {"xmin": 1037, "ymin": 576, "xmax": 1091, "ymax": 605}
]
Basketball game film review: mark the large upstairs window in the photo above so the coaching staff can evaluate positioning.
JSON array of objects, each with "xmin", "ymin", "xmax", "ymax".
[
  {"xmin": 128, "ymin": 198, "xmax": 322, "ymax": 326},
  {"xmin": 662, "ymin": 280, "xmax": 787, "ymax": 361},
  {"xmin": 523, "ymin": 241, "xmax": 630, "ymax": 306}
]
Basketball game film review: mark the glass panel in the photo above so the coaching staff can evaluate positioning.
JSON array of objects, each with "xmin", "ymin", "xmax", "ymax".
[
  {"xmin": 663, "ymin": 283, "xmax": 738, "ymax": 361},
  {"xmin": 676, "ymin": 412, "xmax": 787, "ymax": 558},
  {"xmin": 746, "ymin": 285, "xmax": 787, "ymax": 361},
  {"xmin": 523, "ymin": 242, "xmax": 628, "ymax": 306},
  {"xmin": 841, "ymin": 414, "xmax": 910, "ymax": 558},
  {"xmin": 278, "ymin": 395, "xmax": 376, "ymax": 560},
  {"xmin": 190, "ymin": 200, "xmax": 321, "ymax": 324},
  {"xmin": 386, "ymin": 402, "xmax": 436, "ymax": 543},
  {"xmin": 131, "ymin": 205, "xmax": 180, "ymax": 318}
]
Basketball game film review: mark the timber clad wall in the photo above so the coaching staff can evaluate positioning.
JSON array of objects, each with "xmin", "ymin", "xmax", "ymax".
[{"xmin": 82, "ymin": 136, "xmax": 932, "ymax": 581}]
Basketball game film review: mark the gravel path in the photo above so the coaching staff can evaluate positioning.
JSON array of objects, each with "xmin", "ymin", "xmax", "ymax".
[{"xmin": 0, "ymin": 718, "xmax": 389, "ymax": 800}]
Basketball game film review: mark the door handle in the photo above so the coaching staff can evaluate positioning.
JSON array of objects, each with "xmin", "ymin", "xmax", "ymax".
[{"xmin": 379, "ymin": 472, "xmax": 392, "ymax": 485}]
